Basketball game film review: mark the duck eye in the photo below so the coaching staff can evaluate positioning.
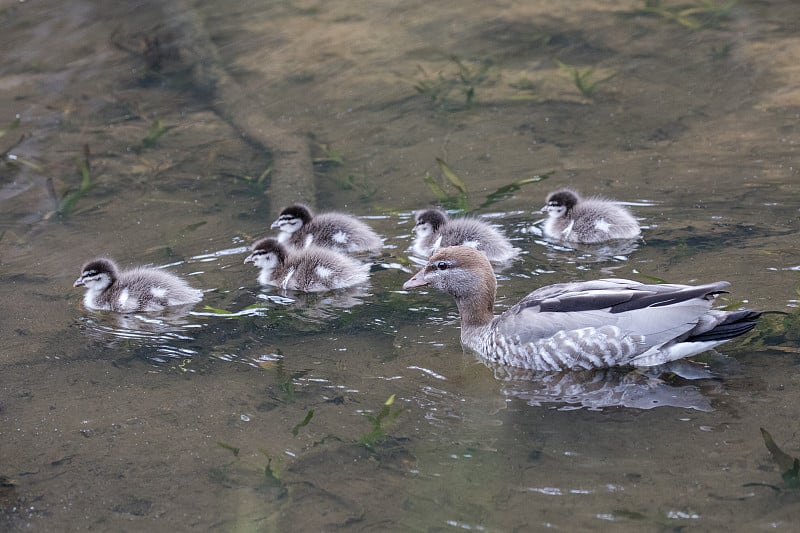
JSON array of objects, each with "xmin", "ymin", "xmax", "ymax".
[{"xmin": 436, "ymin": 261, "xmax": 448, "ymax": 270}]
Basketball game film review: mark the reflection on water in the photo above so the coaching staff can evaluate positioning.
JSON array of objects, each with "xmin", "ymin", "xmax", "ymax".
[
  {"xmin": 492, "ymin": 363, "xmax": 721, "ymax": 411},
  {"xmin": 3, "ymin": 0, "xmax": 800, "ymax": 530},
  {"xmin": 77, "ymin": 307, "xmax": 204, "ymax": 363}
]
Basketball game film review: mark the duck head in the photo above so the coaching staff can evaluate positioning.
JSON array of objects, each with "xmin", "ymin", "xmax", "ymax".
[
  {"xmin": 244, "ymin": 237, "xmax": 287, "ymax": 272},
  {"xmin": 74, "ymin": 258, "xmax": 118, "ymax": 291},
  {"xmin": 270, "ymin": 204, "xmax": 313, "ymax": 234},
  {"xmin": 542, "ymin": 189, "xmax": 580, "ymax": 219},
  {"xmin": 403, "ymin": 246, "xmax": 496, "ymax": 325},
  {"xmin": 412, "ymin": 209, "xmax": 448, "ymax": 238}
]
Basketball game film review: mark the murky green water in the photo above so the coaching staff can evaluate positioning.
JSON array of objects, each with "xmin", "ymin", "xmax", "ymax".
[{"xmin": 2, "ymin": 0, "xmax": 800, "ymax": 530}]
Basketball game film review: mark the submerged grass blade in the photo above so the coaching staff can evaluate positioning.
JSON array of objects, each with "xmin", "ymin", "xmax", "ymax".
[
  {"xmin": 760, "ymin": 428, "xmax": 795, "ymax": 472},
  {"xmin": 142, "ymin": 118, "xmax": 176, "ymax": 149},
  {"xmin": 423, "ymin": 172, "xmax": 449, "ymax": 201},
  {"xmin": 216, "ymin": 441, "xmax": 240, "ymax": 457},
  {"xmin": 291, "ymin": 409, "xmax": 314, "ymax": 437},
  {"xmin": 436, "ymin": 158, "xmax": 468, "ymax": 195},
  {"xmin": 0, "ymin": 117, "xmax": 20, "ymax": 138},
  {"xmin": 478, "ymin": 175, "xmax": 550, "ymax": 210}
]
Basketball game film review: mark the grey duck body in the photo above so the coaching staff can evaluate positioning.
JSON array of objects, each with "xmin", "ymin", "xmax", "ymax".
[{"xmin": 403, "ymin": 246, "xmax": 760, "ymax": 372}]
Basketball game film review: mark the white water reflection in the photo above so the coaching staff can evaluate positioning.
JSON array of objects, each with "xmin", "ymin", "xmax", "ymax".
[
  {"xmin": 78, "ymin": 308, "xmax": 204, "ymax": 362},
  {"xmin": 489, "ymin": 362, "xmax": 721, "ymax": 411}
]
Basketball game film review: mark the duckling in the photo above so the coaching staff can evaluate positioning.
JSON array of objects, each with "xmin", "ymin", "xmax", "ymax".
[
  {"xmin": 403, "ymin": 246, "xmax": 761, "ymax": 372},
  {"xmin": 411, "ymin": 209, "xmax": 519, "ymax": 263},
  {"xmin": 244, "ymin": 237, "xmax": 370, "ymax": 292},
  {"xmin": 542, "ymin": 189, "xmax": 640, "ymax": 243},
  {"xmin": 73, "ymin": 258, "xmax": 203, "ymax": 312},
  {"xmin": 270, "ymin": 204, "xmax": 382, "ymax": 253}
]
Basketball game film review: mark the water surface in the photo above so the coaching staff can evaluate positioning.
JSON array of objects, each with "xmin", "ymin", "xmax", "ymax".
[{"xmin": 2, "ymin": 0, "xmax": 800, "ymax": 530}]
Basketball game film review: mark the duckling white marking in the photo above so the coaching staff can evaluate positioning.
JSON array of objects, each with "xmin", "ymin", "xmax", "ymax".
[
  {"xmin": 315, "ymin": 265, "xmax": 333, "ymax": 279},
  {"xmin": 595, "ymin": 219, "xmax": 611, "ymax": 233},
  {"xmin": 403, "ymin": 246, "xmax": 761, "ymax": 371},
  {"xmin": 150, "ymin": 287, "xmax": 168, "ymax": 299},
  {"xmin": 332, "ymin": 231, "xmax": 349, "ymax": 244},
  {"xmin": 276, "ymin": 231, "xmax": 291, "ymax": 245},
  {"xmin": 118, "ymin": 288, "xmax": 131, "ymax": 308},
  {"xmin": 281, "ymin": 266, "xmax": 297, "ymax": 291}
]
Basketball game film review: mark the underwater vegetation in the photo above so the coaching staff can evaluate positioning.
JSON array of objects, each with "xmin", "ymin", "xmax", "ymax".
[
  {"xmin": 751, "ymin": 428, "xmax": 800, "ymax": 491},
  {"xmin": 628, "ymin": 0, "xmax": 736, "ymax": 30},
  {"xmin": 358, "ymin": 394, "xmax": 405, "ymax": 450},
  {"xmin": 44, "ymin": 145, "xmax": 96, "ymax": 220},
  {"xmin": 413, "ymin": 56, "xmax": 493, "ymax": 111},
  {"xmin": 555, "ymin": 60, "xmax": 616, "ymax": 99},
  {"xmin": 422, "ymin": 157, "xmax": 548, "ymax": 212},
  {"xmin": 141, "ymin": 118, "xmax": 176, "ymax": 149}
]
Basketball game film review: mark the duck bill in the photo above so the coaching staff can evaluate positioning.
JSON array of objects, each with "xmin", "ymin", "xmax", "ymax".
[
  {"xmin": 402, "ymin": 268, "xmax": 429, "ymax": 289},
  {"xmin": 270, "ymin": 220, "xmax": 281, "ymax": 229},
  {"xmin": 73, "ymin": 277, "xmax": 85, "ymax": 287},
  {"xmin": 243, "ymin": 254, "xmax": 255, "ymax": 264}
]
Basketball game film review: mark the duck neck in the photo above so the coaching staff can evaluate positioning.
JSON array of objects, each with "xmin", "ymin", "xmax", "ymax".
[{"xmin": 454, "ymin": 286, "xmax": 495, "ymax": 330}]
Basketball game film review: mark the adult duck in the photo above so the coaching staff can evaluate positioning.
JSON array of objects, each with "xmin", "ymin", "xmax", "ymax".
[{"xmin": 403, "ymin": 246, "xmax": 760, "ymax": 371}]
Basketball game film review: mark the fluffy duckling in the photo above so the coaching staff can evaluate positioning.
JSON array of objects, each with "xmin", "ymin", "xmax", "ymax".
[
  {"xmin": 411, "ymin": 209, "xmax": 519, "ymax": 263},
  {"xmin": 73, "ymin": 258, "xmax": 203, "ymax": 312},
  {"xmin": 270, "ymin": 204, "xmax": 382, "ymax": 253},
  {"xmin": 403, "ymin": 246, "xmax": 760, "ymax": 372},
  {"xmin": 244, "ymin": 237, "xmax": 370, "ymax": 292},
  {"xmin": 542, "ymin": 189, "xmax": 640, "ymax": 243}
]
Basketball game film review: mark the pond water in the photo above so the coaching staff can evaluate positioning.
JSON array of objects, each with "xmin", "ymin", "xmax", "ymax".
[{"xmin": 2, "ymin": 0, "xmax": 800, "ymax": 530}]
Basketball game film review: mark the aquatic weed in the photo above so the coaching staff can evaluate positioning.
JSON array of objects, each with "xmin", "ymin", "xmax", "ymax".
[
  {"xmin": 45, "ymin": 144, "xmax": 96, "ymax": 220},
  {"xmin": 333, "ymin": 171, "xmax": 379, "ymax": 202},
  {"xmin": 359, "ymin": 394, "xmax": 405, "ymax": 450},
  {"xmin": 414, "ymin": 56, "xmax": 493, "ymax": 110},
  {"xmin": 555, "ymin": 60, "xmax": 615, "ymax": 99},
  {"xmin": 213, "ymin": 442, "xmax": 284, "ymax": 489},
  {"xmin": 423, "ymin": 158, "xmax": 469, "ymax": 211},
  {"xmin": 241, "ymin": 165, "xmax": 273, "ymax": 194},
  {"xmin": 745, "ymin": 428, "xmax": 800, "ymax": 491},
  {"xmin": 141, "ymin": 118, "xmax": 176, "ymax": 149},
  {"xmin": 630, "ymin": 0, "xmax": 736, "ymax": 30},
  {"xmin": 291, "ymin": 409, "xmax": 314, "ymax": 437},
  {"xmin": 312, "ymin": 143, "xmax": 344, "ymax": 168},
  {"xmin": 423, "ymin": 158, "xmax": 547, "ymax": 212}
]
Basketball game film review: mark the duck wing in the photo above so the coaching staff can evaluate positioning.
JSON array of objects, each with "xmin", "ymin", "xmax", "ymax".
[{"xmin": 496, "ymin": 279, "xmax": 730, "ymax": 350}]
